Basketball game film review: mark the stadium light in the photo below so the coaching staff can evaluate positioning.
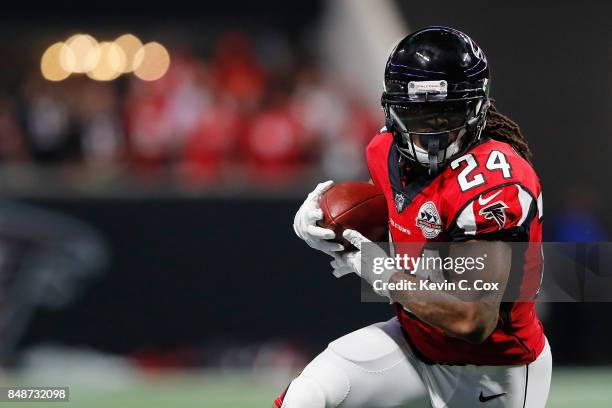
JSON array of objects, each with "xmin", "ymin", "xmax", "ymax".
[
  {"xmin": 133, "ymin": 42, "xmax": 171, "ymax": 81},
  {"xmin": 41, "ymin": 34, "xmax": 170, "ymax": 82},
  {"xmin": 87, "ymin": 42, "xmax": 127, "ymax": 81},
  {"xmin": 41, "ymin": 42, "xmax": 71, "ymax": 81},
  {"xmin": 61, "ymin": 34, "xmax": 100, "ymax": 73},
  {"xmin": 114, "ymin": 34, "xmax": 143, "ymax": 73}
]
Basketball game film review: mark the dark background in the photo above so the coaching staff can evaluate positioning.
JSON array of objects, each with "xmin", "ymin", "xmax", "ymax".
[{"xmin": 17, "ymin": 198, "xmax": 612, "ymax": 365}]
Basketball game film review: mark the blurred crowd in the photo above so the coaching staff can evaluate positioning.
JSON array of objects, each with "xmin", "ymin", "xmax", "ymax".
[{"xmin": 0, "ymin": 32, "xmax": 381, "ymax": 191}]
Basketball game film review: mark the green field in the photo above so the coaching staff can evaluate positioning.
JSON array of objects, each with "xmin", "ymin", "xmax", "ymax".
[{"xmin": 5, "ymin": 367, "xmax": 612, "ymax": 407}]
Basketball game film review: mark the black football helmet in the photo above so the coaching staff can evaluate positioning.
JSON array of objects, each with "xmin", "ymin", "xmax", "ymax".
[{"xmin": 381, "ymin": 26, "xmax": 491, "ymax": 174}]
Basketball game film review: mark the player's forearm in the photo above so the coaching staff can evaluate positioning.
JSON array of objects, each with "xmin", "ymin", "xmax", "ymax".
[{"xmin": 387, "ymin": 271, "xmax": 498, "ymax": 343}]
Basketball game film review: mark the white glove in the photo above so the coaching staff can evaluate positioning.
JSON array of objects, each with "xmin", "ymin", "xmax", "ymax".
[
  {"xmin": 330, "ymin": 252, "xmax": 354, "ymax": 278},
  {"xmin": 293, "ymin": 181, "xmax": 344, "ymax": 253},
  {"xmin": 330, "ymin": 229, "xmax": 397, "ymax": 299}
]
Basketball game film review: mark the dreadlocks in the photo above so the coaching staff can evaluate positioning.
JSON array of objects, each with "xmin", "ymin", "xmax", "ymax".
[{"xmin": 484, "ymin": 101, "xmax": 533, "ymax": 163}]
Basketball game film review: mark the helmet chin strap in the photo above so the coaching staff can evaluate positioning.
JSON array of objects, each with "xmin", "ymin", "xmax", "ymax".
[{"xmin": 427, "ymin": 136, "xmax": 440, "ymax": 175}]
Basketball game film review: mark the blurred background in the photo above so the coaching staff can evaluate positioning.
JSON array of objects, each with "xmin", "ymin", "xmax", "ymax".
[{"xmin": 0, "ymin": 1, "xmax": 611, "ymax": 407}]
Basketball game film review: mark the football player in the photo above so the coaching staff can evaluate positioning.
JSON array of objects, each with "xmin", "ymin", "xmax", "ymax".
[{"xmin": 276, "ymin": 27, "xmax": 551, "ymax": 408}]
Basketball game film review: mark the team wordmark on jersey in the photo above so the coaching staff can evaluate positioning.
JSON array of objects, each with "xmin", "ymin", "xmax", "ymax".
[
  {"xmin": 389, "ymin": 217, "xmax": 411, "ymax": 235},
  {"xmin": 479, "ymin": 201, "xmax": 509, "ymax": 229},
  {"xmin": 416, "ymin": 201, "xmax": 442, "ymax": 238}
]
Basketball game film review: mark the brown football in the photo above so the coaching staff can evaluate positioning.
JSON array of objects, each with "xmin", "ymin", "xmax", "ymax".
[{"xmin": 318, "ymin": 181, "xmax": 389, "ymax": 250}]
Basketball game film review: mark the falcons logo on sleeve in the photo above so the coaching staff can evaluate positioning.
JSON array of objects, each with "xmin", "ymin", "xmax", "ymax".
[{"xmin": 479, "ymin": 201, "xmax": 509, "ymax": 229}]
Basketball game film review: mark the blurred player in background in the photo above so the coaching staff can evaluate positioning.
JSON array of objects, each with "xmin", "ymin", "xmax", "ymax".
[{"xmin": 277, "ymin": 26, "xmax": 551, "ymax": 407}]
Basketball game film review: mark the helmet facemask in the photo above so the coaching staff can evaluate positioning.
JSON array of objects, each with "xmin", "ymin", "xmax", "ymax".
[{"xmin": 386, "ymin": 97, "xmax": 489, "ymax": 175}]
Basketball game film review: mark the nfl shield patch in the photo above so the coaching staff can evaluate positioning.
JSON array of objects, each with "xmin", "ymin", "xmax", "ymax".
[{"xmin": 394, "ymin": 193, "xmax": 405, "ymax": 213}]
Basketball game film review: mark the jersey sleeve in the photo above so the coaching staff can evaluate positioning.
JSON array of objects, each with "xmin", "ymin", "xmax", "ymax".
[{"xmin": 448, "ymin": 183, "xmax": 538, "ymax": 242}]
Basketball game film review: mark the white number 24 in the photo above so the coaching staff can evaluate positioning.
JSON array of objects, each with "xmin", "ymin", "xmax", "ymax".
[{"xmin": 450, "ymin": 150, "xmax": 512, "ymax": 191}]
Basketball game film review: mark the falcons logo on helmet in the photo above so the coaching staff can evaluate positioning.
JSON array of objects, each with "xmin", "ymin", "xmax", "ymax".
[{"xmin": 479, "ymin": 201, "xmax": 509, "ymax": 229}]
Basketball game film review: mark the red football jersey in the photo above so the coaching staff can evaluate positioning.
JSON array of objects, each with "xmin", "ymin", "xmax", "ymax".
[{"xmin": 366, "ymin": 131, "xmax": 545, "ymax": 365}]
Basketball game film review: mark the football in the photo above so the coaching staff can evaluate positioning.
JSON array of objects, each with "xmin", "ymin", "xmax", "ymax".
[{"xmin": 318, "ymin": 181, "xmax": 389, "ymax": 250}]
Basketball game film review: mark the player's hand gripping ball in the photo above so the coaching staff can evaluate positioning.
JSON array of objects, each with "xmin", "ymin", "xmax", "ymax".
[
  {"xmin": 317, "ymin": 181, "xmax": 388, "ymax": 251},
  {"xmin": 293, "ymin": 181, "xmax": 346, "ymax": 253}
]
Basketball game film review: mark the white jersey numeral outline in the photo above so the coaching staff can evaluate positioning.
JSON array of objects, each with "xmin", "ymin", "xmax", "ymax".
[{"xmin": 451, "ymin": 150, "xmax": 513, "ymax": 192}]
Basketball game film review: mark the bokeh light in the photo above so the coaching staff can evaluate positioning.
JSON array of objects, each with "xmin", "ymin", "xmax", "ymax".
[
  {"xmin": 87, "ymin": 42, "xmax": 127, "ymax": 81},
  {"xmin": 61, "ymin": 34, "xmax": 100, "ymax": 73},
  {"xmin": 41, "ymin": 42, "xmax": 71, "ymax": 81},
  {"xmin": 114, "ymin": 34, "xmax": 143, "ymax": 73},
  {"xmin": 133, "ymin": 42, "xmax": 171, "ymax": 81},
  {"xmin": 41, "ymin": 34, "xmax": 170, "ymax": 82}
]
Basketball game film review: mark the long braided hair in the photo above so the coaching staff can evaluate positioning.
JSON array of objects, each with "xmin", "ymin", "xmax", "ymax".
[{"xmin": 484, "ymin": 101, "xmax": 533, "ymax": 163}]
